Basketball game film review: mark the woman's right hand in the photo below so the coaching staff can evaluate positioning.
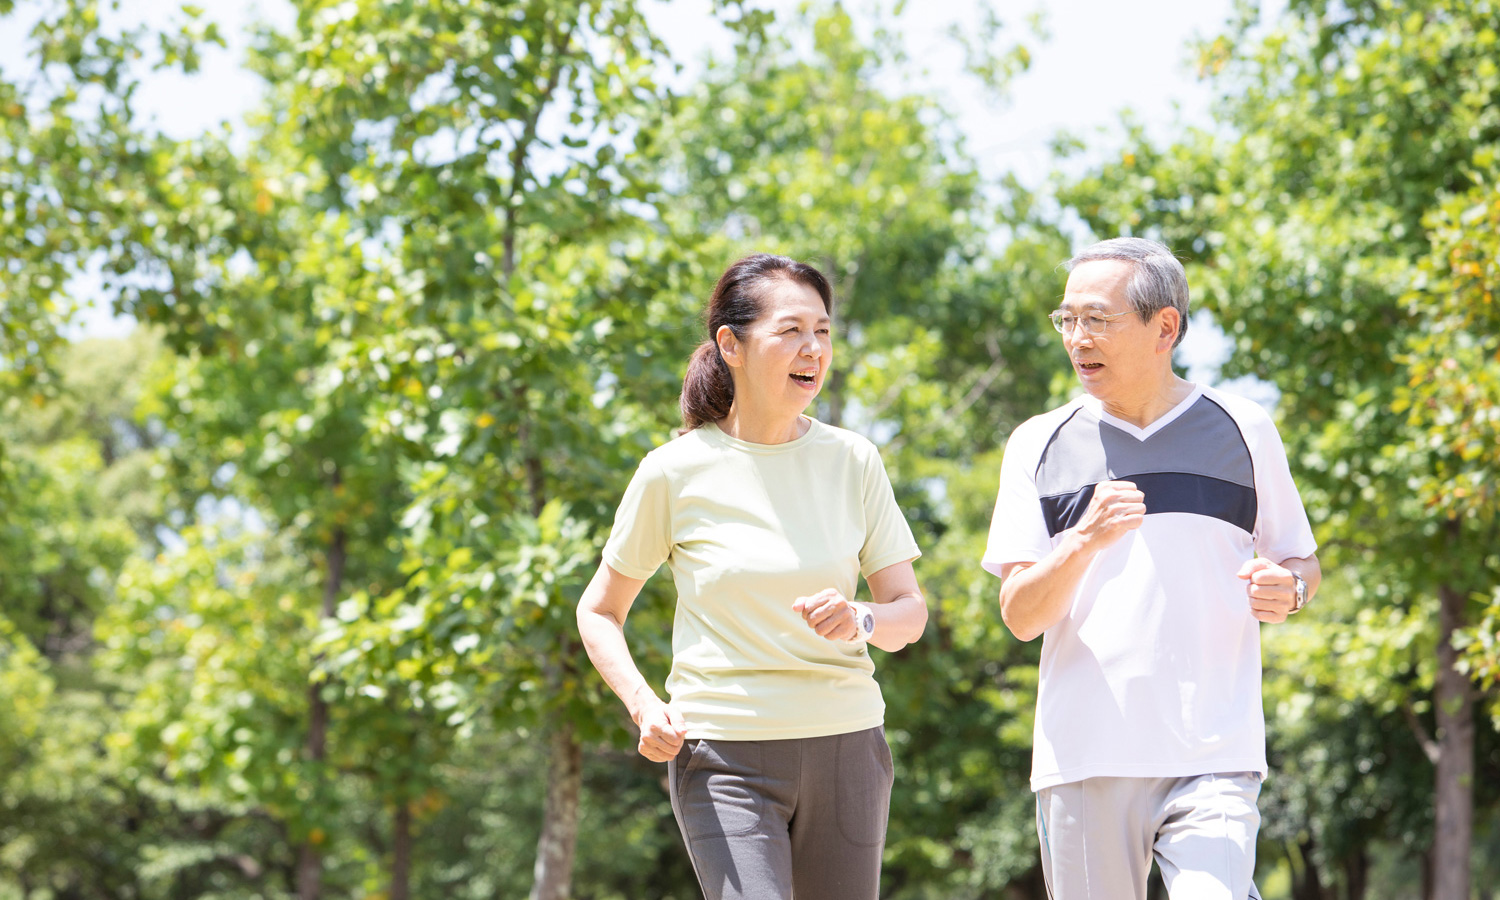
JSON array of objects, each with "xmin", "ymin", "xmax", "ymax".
[{"xmin": 634, "ymin": 693, "xmax": 688, "ymax": 762}]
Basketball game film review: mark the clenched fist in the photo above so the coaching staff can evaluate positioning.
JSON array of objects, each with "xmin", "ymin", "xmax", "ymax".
[
  {"xmin": 792, "ymin": 588, "xmax": 861, "ymax": 641},
  {"xmin": 1073, "ymin": 480, "xmax": 1146, "ymax": 549},
  {"xmin": 1237, "ymin": 558, "xmax": 1298, "ymax": 624},
  {"xmin": 632, "ymin": 692, "xmax": 686, "ymax": 763}
]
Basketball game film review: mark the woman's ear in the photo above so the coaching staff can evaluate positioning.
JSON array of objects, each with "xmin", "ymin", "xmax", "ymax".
[{"xmin": 716, "ymin": 324, "xmax": 742, "ymax": 368}]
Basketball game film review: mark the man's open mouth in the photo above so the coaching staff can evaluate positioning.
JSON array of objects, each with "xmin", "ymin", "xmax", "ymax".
[{"xmin": 791, "ymin": 373, "xmax": 817, "ymax": 384}]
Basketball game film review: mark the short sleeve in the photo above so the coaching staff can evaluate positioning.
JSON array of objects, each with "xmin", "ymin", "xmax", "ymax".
[
  {"xmin": 601, "ymin": 453, "xmax": 673, "ymax": 580},
  {"xmin": 858, "ymin": 445, "xmax": 921, "ymax": 578},
  {"xmin": 982, "ymin": 422, "xmax": 1053, "ymax": 577},
  {"xmin": 1248, "ymin": 418, "xmax": 1318, "ymax": 563}
]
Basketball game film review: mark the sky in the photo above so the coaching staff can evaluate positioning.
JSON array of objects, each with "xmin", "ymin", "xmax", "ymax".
[
  {"xmin": 639, "ymin": 0, "xmax": 1261, "ymax": 186},
  {"xmin": 1, "ymin": 0, "xmax": 1257, "ymax": 161},
  {"xmin": 1, "ymin": 0, "xmax": 1281, "ymax": 395}
]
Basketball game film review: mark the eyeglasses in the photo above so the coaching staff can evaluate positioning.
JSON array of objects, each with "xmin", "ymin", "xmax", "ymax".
[{"xmin": 1049, "ymin": 310, "xmax": 1134, "ymax": 335}]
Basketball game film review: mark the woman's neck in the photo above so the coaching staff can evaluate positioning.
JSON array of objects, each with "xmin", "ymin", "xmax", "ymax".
[{"xmin": 717, "ymin": 403, "xmax": 808, "ymax": 444}]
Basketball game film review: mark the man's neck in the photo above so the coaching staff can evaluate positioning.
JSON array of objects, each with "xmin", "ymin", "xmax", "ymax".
[{"xmin": 1099, "ymin": 375, "xmax": 1196, "ymax": 429}]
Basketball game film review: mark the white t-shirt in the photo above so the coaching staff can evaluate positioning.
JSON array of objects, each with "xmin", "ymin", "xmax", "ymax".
[
  {"xmin": 983, "ymin": 384, "xmax": 1316, "ymax": 791},
  {"xmin": 604, "ymin": 417, "xmax": 921, "ymax": 741}
]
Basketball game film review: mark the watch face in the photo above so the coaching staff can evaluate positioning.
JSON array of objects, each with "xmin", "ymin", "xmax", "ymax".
[{"xmin": 861, "ymin": 612, "xmax": 875, "ymax": 634}]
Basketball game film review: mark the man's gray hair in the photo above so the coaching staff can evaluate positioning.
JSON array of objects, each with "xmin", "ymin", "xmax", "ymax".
[{"xmin": 1065, "ymin": 237, "xmax": 1190, "ymax": 349}]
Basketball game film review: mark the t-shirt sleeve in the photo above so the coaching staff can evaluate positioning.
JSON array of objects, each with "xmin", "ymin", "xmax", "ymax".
[
  {"xmin": 858, "ymin": 444, "xmax": 921, "ymax": 578},
  {"xmin": 1249, "ymin": 416, "xmax": 1318, "ymax": 562},
  {"xmin": 601, "ymin": 453, "xmax": 672, "ymax": 580},
  {"xmin": 982, "ymin": 422, "xmax": 1052, "ymax": 577}
]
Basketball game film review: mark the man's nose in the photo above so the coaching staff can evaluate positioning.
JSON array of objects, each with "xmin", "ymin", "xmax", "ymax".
[{"xmin": 1064, "ymin": 325, "xmax": 1093, "ymax": 350}]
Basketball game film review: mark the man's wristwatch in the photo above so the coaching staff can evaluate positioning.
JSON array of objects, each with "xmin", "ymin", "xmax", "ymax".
[
  {"xmin": 848, "ymin": 602, "xmax": 875, "ymax": 642},
  {"xmin": 1289, "ymin": 572, "xmax": 1309, "ymax": 614}
]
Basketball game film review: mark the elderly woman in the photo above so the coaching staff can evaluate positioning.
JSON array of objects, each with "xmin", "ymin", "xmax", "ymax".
[{"xmin": 576, "ymin": 253, "xmax": 928, "ymax": 900}]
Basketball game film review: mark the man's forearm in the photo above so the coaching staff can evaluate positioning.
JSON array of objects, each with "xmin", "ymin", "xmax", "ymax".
[{"xmin": 999, "ymin": 531, "xmax": 1097, "ymax": 642}]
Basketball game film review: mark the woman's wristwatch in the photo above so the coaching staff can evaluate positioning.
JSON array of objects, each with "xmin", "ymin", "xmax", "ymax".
[{"xmin": 848, "ymin": 602, "xmax": 875, "ymax": 641}]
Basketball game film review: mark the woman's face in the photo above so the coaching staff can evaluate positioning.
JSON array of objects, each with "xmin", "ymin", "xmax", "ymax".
[{"xmin": 719, "ymin": 278, "xmax": 832, "ymax": 417}]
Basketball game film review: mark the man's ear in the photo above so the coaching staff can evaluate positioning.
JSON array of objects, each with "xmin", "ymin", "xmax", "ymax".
[
  {"xmin": 1158, "ymin": 307, "xmax": 1181, "ymax": 352},
  {"xmin": 715, "ymin": 324, "xmax": 742, "ymax": 368}
]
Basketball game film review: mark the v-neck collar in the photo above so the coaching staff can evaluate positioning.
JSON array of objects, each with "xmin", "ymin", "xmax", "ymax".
[{"xmin": 1084, "ymin": 384, "xmax": 1204, "ymax": 442}]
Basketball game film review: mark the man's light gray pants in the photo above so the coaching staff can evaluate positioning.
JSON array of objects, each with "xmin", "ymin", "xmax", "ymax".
[
  {"xmin": 1036, "ymin": 773, "xmax": 1265, "ymax": 900},
  {"xmin": 667, "ymin": 726, "xmax": 893, "ymax": 900}
]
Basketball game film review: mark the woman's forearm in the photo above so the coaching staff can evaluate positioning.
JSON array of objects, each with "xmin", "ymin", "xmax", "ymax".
[
  {"xmin": 577, "ymin": 606, "xmax": 659, "ymax": 723},
  {"xmin": 868, "ymin": 592, "xmax": 927, "ymax": 652},
  {"xmin": 575, "ymin": 565, "xmax": 658, "ymax": 724}
]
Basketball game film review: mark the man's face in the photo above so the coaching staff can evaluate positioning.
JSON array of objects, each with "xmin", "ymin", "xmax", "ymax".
[{"xmin": 1058, "ymin": 259, "xmax": 1166, "ymax": 402}]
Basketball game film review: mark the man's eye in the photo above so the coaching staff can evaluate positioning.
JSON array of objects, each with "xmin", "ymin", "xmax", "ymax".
[{"xmin": 1084, "ymin": 316, "xmax": 1107, "ymax": 329}]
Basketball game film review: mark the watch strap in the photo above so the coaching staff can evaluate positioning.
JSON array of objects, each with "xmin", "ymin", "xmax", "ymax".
[{"xmin": 1290, "ymin": 572, "xmax": 1308, "ymax": 613}]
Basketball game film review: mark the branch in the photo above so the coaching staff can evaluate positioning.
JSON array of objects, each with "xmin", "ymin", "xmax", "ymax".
[
  {"xmin": 884, "ymin": 332, "xmax": 1004, "ymax": 456},
  {"xmin": 1401, "ymin": 700, "xmax": 1441, "ymax": 765},
  {"xmin": 942, "ymin": 332, "xmax": 1007, "ymax": 422},
  {"xmin": 502, "ymin": 19, "xmax": 576, "ymax": 279}
]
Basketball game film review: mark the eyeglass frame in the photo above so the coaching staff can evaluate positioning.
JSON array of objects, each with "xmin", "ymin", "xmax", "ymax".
[{"xmin": 1048, "ymin": 309, "xmax": 1136, "ymax": 335}]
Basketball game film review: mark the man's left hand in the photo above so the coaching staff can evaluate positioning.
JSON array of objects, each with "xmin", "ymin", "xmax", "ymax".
[{"xmin": 1237, "ymin": 558, "xmax": 1297, "ymax": 624}]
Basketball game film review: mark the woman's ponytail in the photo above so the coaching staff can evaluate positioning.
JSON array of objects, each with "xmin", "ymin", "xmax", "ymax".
[
  {"xmin": 678, "ymin": 253, "xmax": 833, "ymax": 432},
  {"xmin": 680, "ymin": 340, "xmax": 735, "ymax": 430}
]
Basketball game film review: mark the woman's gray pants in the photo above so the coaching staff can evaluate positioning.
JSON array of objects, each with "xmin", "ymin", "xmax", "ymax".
[{"xmin": 667, "ymin": 725, "xmax": 893, "ymax": 900}]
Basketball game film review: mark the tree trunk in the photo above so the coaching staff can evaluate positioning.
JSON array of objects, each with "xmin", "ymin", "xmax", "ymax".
[
  {"xmin": 825, "ymin": 367, "xmax": 845, "ymax": 428},
  {"xmin": 391, "ymin": 799, "xmax": 413, "ymax": 900},
  {"xmin": 1432, "ymin": 579, "xmax": 1473, "ymax": 900},
  {"xmin": 1292, "ymin": 836, "xmax": 1325, "ymax": 900},
  {"xmin": 298, "ymin": 522, "xmax": 346, "ymax": 900},
  {"xmin": 529, "ymin": 716, "xmax": 583, "ymax": 900},
  {"xmin": 1343, "ymin": 845, "xmax": 1367, "ymax": 900}
]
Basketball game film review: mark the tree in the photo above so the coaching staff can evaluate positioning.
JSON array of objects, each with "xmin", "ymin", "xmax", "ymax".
[
  {"xmin": 0, "ymin": 329, "xmax": 285, "ymax": 899},
  {"xmin": 242, "ymin": 2, "xmax": 694, "ymax": 897}
]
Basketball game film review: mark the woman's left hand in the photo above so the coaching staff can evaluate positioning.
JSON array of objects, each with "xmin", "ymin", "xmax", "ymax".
[{"xmin": 792, "ymin": 588, "xmax": 859, "ymax": 641}]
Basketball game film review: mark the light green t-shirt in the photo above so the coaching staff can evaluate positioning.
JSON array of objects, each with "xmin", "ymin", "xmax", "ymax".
[{"xmin": 603, "ymin": 418, "xmax": 921, "ymax": 741}]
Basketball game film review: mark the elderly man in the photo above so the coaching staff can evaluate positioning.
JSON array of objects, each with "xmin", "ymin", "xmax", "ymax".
[{"xmin": 983, "ymin": 237, "xmax": 1321, "ymax": 899}]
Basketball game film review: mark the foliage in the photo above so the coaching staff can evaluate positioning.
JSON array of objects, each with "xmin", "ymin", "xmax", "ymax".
[{"xmin": 1401, "ymin": 179, "xmax": 1500, "ymax": 713}]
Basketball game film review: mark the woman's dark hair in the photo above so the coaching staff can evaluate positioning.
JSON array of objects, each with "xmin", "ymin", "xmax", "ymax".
[{"xmin": 680, "ymin": 253, "xmax": 834, "ymax": 430}]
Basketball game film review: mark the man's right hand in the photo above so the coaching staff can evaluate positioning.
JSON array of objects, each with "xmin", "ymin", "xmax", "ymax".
[
  {"xmin": 1072, "ymin": 480, "xmax": 1146, "ymax": 549},
  {"xmin": 633, "ymin": 694, "xmax": 687, "ymax": 763}
]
